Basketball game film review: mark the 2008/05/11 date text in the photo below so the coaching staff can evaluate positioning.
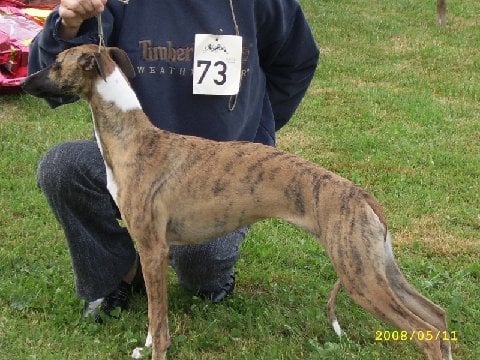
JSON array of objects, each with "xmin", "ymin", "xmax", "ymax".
[{"xmin": 375, "ymin": 330, "xmax": 458, "ymax": 342}]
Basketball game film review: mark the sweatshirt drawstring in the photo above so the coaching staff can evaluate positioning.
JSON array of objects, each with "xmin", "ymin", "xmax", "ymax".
[{"xmin": 228, "ymin": 0, "xmax": 240, "ymax": 111}]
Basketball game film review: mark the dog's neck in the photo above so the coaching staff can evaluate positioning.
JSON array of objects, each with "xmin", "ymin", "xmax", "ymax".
[
  {"xmin": 89, "ymin": 65, "xmax": 157, "ymax": 167},
  {"xmin": 94, "ymin": 66, "xmax": 141, "ymax": 112},
  {"xmin": 89, "ymin": 66, "xmax": 146, "ymax": 130}
]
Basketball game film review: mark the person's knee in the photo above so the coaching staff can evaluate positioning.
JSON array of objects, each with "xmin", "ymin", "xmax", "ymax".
[
  {"xmin": 36, "ymin": 141, "xmax": 98, "ymax": 196},
  {"xmin": 170, "ymin": 228, "xmax": 248, "ymax": 291}
]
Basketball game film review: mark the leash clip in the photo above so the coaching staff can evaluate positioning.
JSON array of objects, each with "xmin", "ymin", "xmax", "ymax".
[
  {"xmin": 96, "ymin": 13, "xmax": 105, "ymax": 52},
  {"xmin": 97, "ymin": 0, "xmax": 131, "ymax": 51}
]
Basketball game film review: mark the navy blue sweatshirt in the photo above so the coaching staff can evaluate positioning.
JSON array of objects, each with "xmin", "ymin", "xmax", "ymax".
[{"xmin": 28, "ymin": 0, "xmax": 319, "ymax": 145}]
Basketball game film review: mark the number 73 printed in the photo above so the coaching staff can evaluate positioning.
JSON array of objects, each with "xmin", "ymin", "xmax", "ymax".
[{"xmin": 193, "ymin": 34, "xmax": 243, "ymax": 96}]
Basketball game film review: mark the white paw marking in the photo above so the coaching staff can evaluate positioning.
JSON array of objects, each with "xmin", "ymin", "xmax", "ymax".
[
  {"xmin": 130, "ymin": 332, "xmax": 152, "ymax": 359},
  {"xmin": 145, "ymin": 332, "xmax": 152, "ymax": 347},
  {"xmin": 131, "ymin": 347, "xmax": 143, "ymax": 359}
]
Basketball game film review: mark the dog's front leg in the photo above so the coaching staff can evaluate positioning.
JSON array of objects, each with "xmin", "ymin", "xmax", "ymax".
[
  {"xmin": 145, "ymin": 244, "xmax": 171, "ymax": 360},
  {"xmin": 132, "ymin": 237, "xmax": 170, "ymax": 360}
]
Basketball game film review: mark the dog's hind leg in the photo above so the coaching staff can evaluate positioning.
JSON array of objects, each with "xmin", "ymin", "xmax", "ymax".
[
  {"xmin": 340, "ymin": 259, "xmax": 444, "ymax": 359},
  {"xmin": 326, "ymin": 209, "xmax": 445, "ymax": 359},
  {"xmin": 384, "ymin": 233, "xmax": 452, "ymax": 360}
]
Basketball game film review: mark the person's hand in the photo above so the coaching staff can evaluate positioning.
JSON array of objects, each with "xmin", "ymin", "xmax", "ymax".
[{"xmin": 58, "ymin": 0, "xmax": 107, "ymax": 39}]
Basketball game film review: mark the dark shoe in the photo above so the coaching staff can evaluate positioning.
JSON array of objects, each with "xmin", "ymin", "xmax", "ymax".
[
  {"xmin": 84, "ymin": 256, "xmax": 145, "ymax": 323},
  {"xmin": 197, "ymin": 273, "xmax": 235, "ymax": 304},
  {"xmin": 84, "ymin": 281, "xmax": 131, "ymax": 324}
]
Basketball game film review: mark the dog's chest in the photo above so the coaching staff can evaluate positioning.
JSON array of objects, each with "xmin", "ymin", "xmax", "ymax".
[
  {"xmin": 94, "ymin": 127, "xmax": 120, "ymax": 206},
  {"xmin": 90, "ymin": 66, "xmax": 143, "ymax": 206}
]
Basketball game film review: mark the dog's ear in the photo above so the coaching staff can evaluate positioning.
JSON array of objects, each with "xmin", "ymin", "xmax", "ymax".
[
  {"xmin": 108, "ymin": 47, "xmax": 136, "ymax": 80},
  {"xmin": 78, "ymin": 52, "xmax": 107, "ymax": 81}
]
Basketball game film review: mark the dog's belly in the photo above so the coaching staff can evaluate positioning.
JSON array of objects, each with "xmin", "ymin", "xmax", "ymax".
[
  {"xmin": 162, "ymin": 186, "xmax": 318, "ymax": 246},
  {"xmin": 164, "ymin": 202, "xmax": 266, "ymax": 245}
]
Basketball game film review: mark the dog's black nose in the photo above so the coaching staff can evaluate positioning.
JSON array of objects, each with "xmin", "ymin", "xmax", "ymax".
[{"xmin": 21, "ymin": 75, "xmax": 39, "ymax": 96}]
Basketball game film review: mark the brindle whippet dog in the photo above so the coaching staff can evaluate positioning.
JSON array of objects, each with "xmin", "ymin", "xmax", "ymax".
[{"xmin": 23, "ymin": 45, "xmax": 453, "ymax": 360}]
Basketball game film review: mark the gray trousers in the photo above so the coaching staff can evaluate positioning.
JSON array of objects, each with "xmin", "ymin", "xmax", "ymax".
[{"xmin": 36, "ymin": 140, "xmax": 246, "ymax": 301}]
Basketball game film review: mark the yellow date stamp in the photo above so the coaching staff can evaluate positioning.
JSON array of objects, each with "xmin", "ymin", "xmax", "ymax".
[{"xmin": 375, "ymin": 330, "xmax": 458, "ymax": 342}]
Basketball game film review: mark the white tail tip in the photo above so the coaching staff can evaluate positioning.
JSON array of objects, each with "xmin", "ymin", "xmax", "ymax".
[{"xmin": 332, "ymin": 320, "xmax": 343, "ymax": 337}]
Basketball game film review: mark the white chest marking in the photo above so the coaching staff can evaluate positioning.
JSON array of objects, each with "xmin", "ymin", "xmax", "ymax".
[
  {"xmin": 94, "ymin": 126, "xmax": 119, "ymax": 206},
  {"xmin": 92, "ymin": 66, "xmax": 141, "ymax": 205},
  {"xmin": 95, "ymin": 67, "xmax": 141, "ymax": 112}
]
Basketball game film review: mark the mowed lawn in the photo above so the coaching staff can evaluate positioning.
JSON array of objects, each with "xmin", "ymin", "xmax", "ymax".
[{"xmin": 0, "ymin": 1, "xmax": 479, "ymax": 359}]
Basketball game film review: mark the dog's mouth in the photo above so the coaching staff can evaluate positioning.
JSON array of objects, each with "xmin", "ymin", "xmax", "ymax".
[
  {"xmin": 22, "ymin": 65, "xmax": 74, "ymax": 99},
  {"xmin": 23, "ymin": 77, "xmax": 73, "ymax": 99}
]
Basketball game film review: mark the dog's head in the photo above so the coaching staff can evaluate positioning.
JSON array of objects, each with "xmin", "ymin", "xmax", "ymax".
[{"xmin": 23, "ymin": 44, "xmax": 135, "ymax": 99}]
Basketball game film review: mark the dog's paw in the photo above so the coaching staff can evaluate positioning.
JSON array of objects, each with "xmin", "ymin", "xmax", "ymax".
[
  {"xmin": 131, "ymin": 332, "xmax": 152, "ymax": 359},
  {"xmin": 131, "ymin": 347, "xmax": 144, "ymax": 359}
]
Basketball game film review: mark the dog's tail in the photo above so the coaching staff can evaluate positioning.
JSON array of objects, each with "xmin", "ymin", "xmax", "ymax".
[{"xmin": 327, "ymin": 279, "xmax": 343, "ymax": 337}]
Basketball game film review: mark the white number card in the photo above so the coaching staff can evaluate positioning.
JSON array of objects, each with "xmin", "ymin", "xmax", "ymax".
[{"xmin": 193, "ymin": 34, "xmax": 243, "ymax": 95}]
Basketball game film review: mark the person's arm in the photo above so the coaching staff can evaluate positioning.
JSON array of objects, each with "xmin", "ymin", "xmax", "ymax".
[
  {"xmin": 28, "ymin": 0, "xmax": 112, "ymax": 107},
  {"xmin": 256, "ymin": 0, "xmax": 320, "ymax": 131}
]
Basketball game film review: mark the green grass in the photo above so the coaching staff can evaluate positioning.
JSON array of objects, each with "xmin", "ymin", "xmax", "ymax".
[{"xmin": 1, "ymin": 0, "xmax": 479, "ymax": 359}]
